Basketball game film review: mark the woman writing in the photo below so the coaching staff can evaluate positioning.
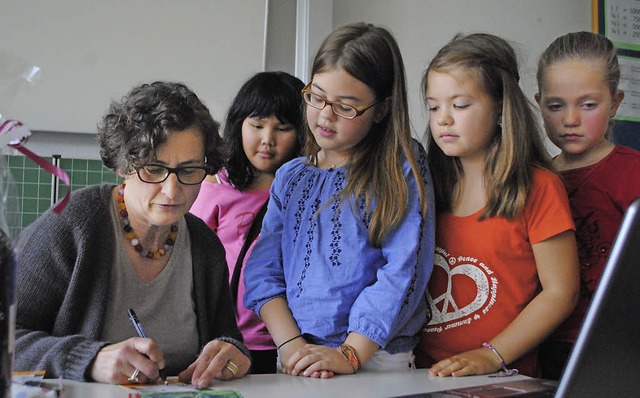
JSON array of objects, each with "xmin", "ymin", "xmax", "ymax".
[{"xmin": 14, "ymin": 81, "xmax": 251, "ymax": 387}]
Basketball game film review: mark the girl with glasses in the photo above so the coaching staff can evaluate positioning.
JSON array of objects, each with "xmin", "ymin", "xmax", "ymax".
[
  {"xmin": 244, "ymin": 22, "xmax": 435, "ymax": 377},
  {"xmin": 14, "ymin": 81, "xmax": 251, "ymax": 387},
  {"xmin": 190, "ymin": 71, "xmax": 306, "ymax": 374}
]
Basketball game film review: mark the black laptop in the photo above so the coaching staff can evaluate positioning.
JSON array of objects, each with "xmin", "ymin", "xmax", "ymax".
[
  {"xmin": 553, "ymin": 196, "xmax": 640, "ymax": 397},
  {"xmin": 395, "ymin": 197, "xmax": 640, "ymax": 398}
]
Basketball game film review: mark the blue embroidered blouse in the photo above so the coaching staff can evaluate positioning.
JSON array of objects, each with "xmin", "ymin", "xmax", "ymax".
[{"xmin": 244, "ymin": 144, "xmax": 435, "ymax": 353}]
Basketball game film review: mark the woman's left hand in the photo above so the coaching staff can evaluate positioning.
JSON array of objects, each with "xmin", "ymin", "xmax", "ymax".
[{"xmin": 178, "ymin": 339, "xmax": 251, "ymax": 388}]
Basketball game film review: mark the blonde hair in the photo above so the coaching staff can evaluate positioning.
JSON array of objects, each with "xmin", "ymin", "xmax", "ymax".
[
  {"xmin": 306, "ymin": 22, "xmax": 427, "ymax": 246},
  {"xmin": 423, "ymin": 33, "xmax": 552, "ymax": 219},
  {"xmin": 537, "ymin": 31, "xmax": 621, "ymax": 138},
  {"xmin": 537, "ymin": 31, "xmax": 620, "ymax": 98}
]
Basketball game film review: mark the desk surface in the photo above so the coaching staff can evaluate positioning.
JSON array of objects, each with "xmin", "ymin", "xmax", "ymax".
[{"xmin": 41, "ymin": 370, "xmax": 530, "ymax": 398}]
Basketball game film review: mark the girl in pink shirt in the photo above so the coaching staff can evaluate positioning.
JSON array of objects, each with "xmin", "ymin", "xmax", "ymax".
[{"xmin": 190, "ymin": 71, "xmax": 305, "ymax": 373}]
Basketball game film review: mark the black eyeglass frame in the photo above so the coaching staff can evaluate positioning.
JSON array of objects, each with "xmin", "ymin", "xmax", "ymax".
[
  {"xmin": 301, "ymin": 82, "xmax": 380, "ymax": 120},
  {"xmin": 135, "ymin": 164, "xmax": 210, "ymax": 185}
]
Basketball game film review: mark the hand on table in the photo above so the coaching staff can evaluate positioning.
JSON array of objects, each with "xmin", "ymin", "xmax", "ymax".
[
  {"xmin": 277, "ymin": 337, "xmax": 331, "ymax": 378},
  {"xmin": 428, "ymin": 347, "xmax": 501, "ymax": 377},
  {"xmin": 283, "ymin": 342, "xmax": 359, "ymax": 378},
  {"xmin": 91, "ymin": 337, "xmax": 166, "ymax": 384},
  {"xmin": 179, "ymin": 339, "xmax": 250, "ymax": 388}
]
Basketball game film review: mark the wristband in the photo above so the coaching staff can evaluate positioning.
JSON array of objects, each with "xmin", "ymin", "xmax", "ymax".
[
  {"xmin": 277, "ymin": 334, "xmax": 303, "ymax": 350},
  {"xmin": 482, "ymin": 342, "xmax": 518, "ymax": 377},
  {"xmin": 339, "ymin": 344, "xmax": 361, "ymax": 372}
]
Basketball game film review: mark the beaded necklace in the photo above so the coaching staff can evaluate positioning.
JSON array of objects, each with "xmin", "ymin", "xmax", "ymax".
[{"xmin": 116, "ymin": 183, "xmax": 178, "ymax": 259}]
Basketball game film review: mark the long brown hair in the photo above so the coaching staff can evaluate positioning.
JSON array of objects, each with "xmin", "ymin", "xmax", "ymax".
[
  {"xmin": 306, "ymin": 22, "xmax": 427, "ymax": 246},
  {"xmin": 423, "ymin": 33, "xmax": 552, "ymax": 219}
]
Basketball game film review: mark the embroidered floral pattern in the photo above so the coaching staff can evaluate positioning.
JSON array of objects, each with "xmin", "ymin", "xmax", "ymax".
[
  {"xmin": 357, "ymin": 195, "xmax": 373, "ymax": 230},
  {"xmin": 329, "ymin": 171, "xmax": 347, "ymax": 267},
  {"xmin": 290, "ymin": 172, "xmax": 314, "ymax": 246},
  {"xmin": 297, "ymin": 198, "xmax": 320, "ymax": 297},
  {"xmin": 403, "ymin": 147, "xmax": 430, "ymax": 306},
  {"xmin": 282, "ymin": 167, "xmax": 306, "ymax": 208},
  {"xmin": 404, "ymin": 214, "xmax": 425, "ymax": 306}
]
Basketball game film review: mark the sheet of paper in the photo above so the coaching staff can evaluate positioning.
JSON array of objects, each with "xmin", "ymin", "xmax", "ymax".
[
  {"xmin": 124, "ymin": 378, "xmax": 242, "ymax": 398},
  {"xmin": 605, "ymin": 0, "xmax": 640, "ymax": 51},
  {"xmin": 617, "ymin": 56, "xmax": 640, "ymax": 121}
]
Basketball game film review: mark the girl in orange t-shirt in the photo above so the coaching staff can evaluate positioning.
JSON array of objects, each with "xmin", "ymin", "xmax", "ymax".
[{"xmin": 415, "ymin": 33, "xmax": 580, "ymax": 377}]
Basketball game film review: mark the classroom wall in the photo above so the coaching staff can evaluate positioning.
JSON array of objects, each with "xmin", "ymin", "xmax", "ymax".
[
  {"xmin": 329, "ymin": 0, "xmax": 593, "ymax": 141},
  {"xmin": 1, "ymin": 1, "xmax": 593, "ymax": 230},
  {"xmin": 3, "ymin": 1, "xmax": 591, "ymax": 158},
  {"xmin": 2, "ymin": 0, "xmax": 271, "ymax": 159}
]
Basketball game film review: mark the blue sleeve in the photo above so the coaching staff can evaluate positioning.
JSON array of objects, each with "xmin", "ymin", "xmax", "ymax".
[
  {"xmin": 348, "ymin": 146, "xmax": 436, "ymax": 348},
  {"xmin": 243, "ymin": 172, "xmax": 287, "ymax": 317}
]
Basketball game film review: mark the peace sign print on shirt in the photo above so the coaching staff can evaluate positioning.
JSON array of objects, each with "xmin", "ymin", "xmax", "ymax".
[{"xmin": 424, "ymin": 248, "xmax": 498, "ymax": 333}]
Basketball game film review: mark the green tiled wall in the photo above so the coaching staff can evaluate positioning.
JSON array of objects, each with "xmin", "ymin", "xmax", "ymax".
[{"xmin": 3, "ymin": 154, "xmax": 120, "ymax": 236}]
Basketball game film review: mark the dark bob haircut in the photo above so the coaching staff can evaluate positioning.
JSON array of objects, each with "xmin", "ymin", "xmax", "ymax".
[
  {"xmin": 224, "ymin": 71, "xmax": 305, "ymax": 190},
  {"xmin": 97, "ymin": 81, "xmax": 226, "ymax": 176}
]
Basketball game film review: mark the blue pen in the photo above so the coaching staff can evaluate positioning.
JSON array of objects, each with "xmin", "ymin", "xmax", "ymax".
[{"xmin": 127, "ymin": 308, "xmax": 168, "ymax": 384}]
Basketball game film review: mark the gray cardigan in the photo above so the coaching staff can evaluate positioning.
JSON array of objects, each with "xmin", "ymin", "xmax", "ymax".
[{"xmin": 14, "ymin": 184, "xmax": 247, "ymax": 381}]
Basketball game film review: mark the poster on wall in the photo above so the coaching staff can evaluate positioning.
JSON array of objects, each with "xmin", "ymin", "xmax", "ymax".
[
  {"xmin": 603, "ymin": 0, "xmax": 640, "ymax": 51},
  {"xmin": 618, "ymin": 56, "xmax": 640, "ymax": 122},
  {"xmin": 596, "ymin": 0, "xmax": 640, "ymax": 149}
]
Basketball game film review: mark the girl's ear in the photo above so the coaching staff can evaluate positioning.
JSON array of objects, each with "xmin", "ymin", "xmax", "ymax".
[
  {"xmin": 610, "ymin": 90, "xmax": 625, "ymax": 118},
  {"xmin": 373, "ymin": 97, "xmax": 391, "ymax": 123}
]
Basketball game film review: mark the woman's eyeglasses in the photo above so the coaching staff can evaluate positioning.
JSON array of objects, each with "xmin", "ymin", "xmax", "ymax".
[
  {"xmin": 136, "ymin": 164, "xmax": 209, "ymax": 185},
  {"xmin": 301, "ymin": 82, "xmax": 379, "ymax": 120}
]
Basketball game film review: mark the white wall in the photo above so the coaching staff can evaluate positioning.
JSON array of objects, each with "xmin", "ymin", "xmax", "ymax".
[
  {"xmin": 329, "ymin": 0, "xmax": 592, "ymax": 142},
  {"xmin": 3, "ymin": 0, "xmax": 592, "ymax": 159},
  {"xmin": 266, "ymin": 0, "xmax": 298, "ymax": 73},
  {"xmin": 2, "ymin": 0, "xmax": 268, "ymax": 158}
]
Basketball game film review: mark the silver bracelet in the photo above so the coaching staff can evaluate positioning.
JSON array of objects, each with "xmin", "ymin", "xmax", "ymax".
[{"xmin": 482, "ymin": 342, "xmax": 519, "ymax": 377}]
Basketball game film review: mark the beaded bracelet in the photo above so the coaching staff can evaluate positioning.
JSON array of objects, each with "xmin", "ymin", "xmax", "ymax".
[
  {"xmin": 339, "ymin": 344, "xmax": 361, "ymax": 373},
  {"xmin": 277, "ymin": 334, "xmax": 303, "ymax": 350},
  {"xmin": 481, "ymin": 343, "xmax": 519, "ymax": 377}
]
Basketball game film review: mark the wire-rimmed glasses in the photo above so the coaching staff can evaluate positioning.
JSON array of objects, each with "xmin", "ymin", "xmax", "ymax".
[{"xmin": 301, "ymin": 82, "xmax": 379, "ymax": 119}]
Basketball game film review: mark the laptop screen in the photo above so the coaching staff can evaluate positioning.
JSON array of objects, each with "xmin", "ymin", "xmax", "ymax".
[
  {"xmin": 391, "ymin": 199, "xmax": 640, "ymax": 398},
  {"xmin": 556, "ymin": 197, "xmax": 640, "ymax": 397}
]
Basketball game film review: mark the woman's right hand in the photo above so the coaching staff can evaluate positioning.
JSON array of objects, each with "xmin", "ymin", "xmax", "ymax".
[{"xmin": 90, "ymin": 337, "xmax": 166, "ymax": 384}]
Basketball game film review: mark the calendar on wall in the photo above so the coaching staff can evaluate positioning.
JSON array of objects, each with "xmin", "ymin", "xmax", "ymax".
[
  {"xmin": 603, "ymin": 0, "xmax": 640, "ymax": 50},
  {"xmin": 595, "ymin": 0, "xmax": 640, "ymax": 149}
]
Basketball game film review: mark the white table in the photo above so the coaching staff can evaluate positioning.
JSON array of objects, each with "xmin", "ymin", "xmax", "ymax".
[{"xmin": 37, "ymin": 370, "xmax": 531, "ymax": 398}]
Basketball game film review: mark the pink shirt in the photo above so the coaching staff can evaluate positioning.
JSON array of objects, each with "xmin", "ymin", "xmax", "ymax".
[{"xmin": 190, "ymin": 169, "xmax": 273, "ymax": 350}]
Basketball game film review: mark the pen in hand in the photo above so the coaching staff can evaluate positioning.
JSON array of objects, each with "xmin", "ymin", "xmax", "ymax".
[{"xmin": 127, "ymin": 308, "xmax": 168, "ymax": 385}]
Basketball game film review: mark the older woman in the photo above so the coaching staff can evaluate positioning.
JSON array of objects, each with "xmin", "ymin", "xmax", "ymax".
[{"xmin": 14, "ymin": 81, "xmax": 251, "ymax": 387}]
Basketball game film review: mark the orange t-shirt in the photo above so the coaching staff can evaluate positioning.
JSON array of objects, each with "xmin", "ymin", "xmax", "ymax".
[{"xmin": 415, "ymin": 168, "xmax": 574, "ymax": 377}]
